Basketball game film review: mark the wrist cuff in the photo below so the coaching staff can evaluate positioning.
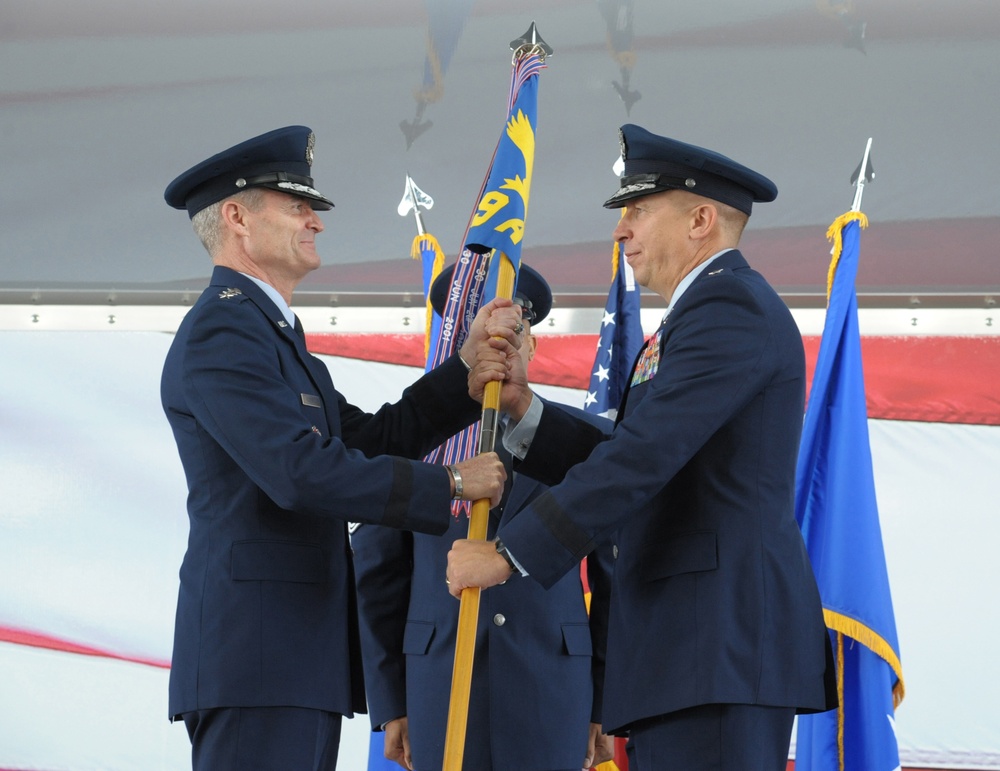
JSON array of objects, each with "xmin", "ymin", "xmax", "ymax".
[{"xmin": 447, "ymin": 464, "xmax": 463, "ymax": 500}]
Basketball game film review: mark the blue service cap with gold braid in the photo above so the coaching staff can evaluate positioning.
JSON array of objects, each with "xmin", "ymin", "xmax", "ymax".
[
  {"xmin": 164, "ymin": 125, "xmax": 334, "ymax": 218},
  {"xmin": 430, "ymin": 262, "xmax": 552, "ymax": 325},
  {"xmin": 604, "ymin": 124, "xmax": 777, "ymax": 215}
]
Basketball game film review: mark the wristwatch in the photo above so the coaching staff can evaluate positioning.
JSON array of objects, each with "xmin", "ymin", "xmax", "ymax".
[{"xmin": 494, "ymin": 538, "xmax": 516, "ymax": 575}]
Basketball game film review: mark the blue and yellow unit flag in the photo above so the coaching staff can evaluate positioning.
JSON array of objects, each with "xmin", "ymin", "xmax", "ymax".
[
  {"xmin": 793, "ymin": 208, "xmax": 904, "ymax": 771},
  {"xmin": 422, "ymin": 25, "xmax": 549, "ymax": 518},
  {"xmin": 464, "ymin": 30, "xmax": 547, "ymax": 304},
  {"xmin": 439, "ymin": 26, "xmax": 551, "ymax": 771}
]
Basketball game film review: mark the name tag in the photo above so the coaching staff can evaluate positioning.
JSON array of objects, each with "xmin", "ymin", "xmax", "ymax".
[{"xmin": 301, "ymin": 393, "xmax": 322, "ymax": 408}]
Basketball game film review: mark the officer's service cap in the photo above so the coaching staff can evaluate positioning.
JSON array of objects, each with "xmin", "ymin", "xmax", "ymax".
[
  {"xmin": 165, "ymin": 125, "xmax": 334, "ymax": 218},
  {"xmin": 430, "ymin": 262, "xmax": 552, "ymax": 325},
  {"xmin": 604, "ymin": 124, "xmax": 777, "ymax": 215}
]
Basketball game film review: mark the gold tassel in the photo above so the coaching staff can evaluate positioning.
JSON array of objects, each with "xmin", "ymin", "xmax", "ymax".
[
  {"xmin": 825, "ymin": 608, "xmax": 906, "ymax": 709},
  {"xmin": 610, "ymin": 209, "xmax": 626, "ymax": 280},
  {"xmin": 837, "ymin": 632, "xmax": 846, "ymax": 771},
  {"xmin": 412, "ymin": 234, "xmax": 446, "ymax": 363},
  {"xmin": 825, "ymin": 211, "xmax": 869, "ymax": 302}
]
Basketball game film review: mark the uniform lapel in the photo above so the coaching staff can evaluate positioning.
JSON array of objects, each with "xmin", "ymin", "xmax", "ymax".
[{"xmin": 210, "ymin": 267, "xmax": 339, "ymax": 431}]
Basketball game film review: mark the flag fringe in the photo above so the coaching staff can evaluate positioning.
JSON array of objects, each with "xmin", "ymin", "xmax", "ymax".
[
  {"xmin": 836, "ymin": 631, "xmax": 846, "ymax": 771},
  {"xmin": 412, "ymin": 233, "xmax": 446, "ymax": 362},
  {"xmin": 610, "ymin": 209, "xmax": 625, "ymax": 280},
  {"xmin": 824, "ymin": 608, "xmax": 906, "ymax": 708},
  {"xmin": 825, "ymin": 210, "xmax": 869, "ymax": 301}
]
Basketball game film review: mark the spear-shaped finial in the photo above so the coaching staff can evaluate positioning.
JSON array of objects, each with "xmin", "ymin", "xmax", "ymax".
[
  {"xmin": 397, "ymin": 174, "xmax": 434, "ymax": 236},
  {"xmin": 510, "ymin": 21, "xmax": 553, "ymax": 61},
  {"xmin": 850, "ymin": 137, "xmax": 875, "ymax": 211},
  {"xmin": 613, "ymin": 67, "xmax": 641, "ymax": 115},
  {"xmin": 400, "ymin": 101, "xmax": 433, "ymax": 150}
]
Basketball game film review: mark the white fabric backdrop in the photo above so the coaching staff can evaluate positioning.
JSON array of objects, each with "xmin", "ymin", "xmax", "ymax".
[{"xmin": 0, "ymin": 330, "xmax": 997, "ymax": 769}]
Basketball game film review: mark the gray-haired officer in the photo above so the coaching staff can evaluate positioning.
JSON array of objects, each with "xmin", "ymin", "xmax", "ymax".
[
  {"xmin": 448, "ymin": 124, "xmax": 837, "ymax": 770},
  {"xmin": 160, "ymin": 125, "xmax": 517, "ymax": 770}
]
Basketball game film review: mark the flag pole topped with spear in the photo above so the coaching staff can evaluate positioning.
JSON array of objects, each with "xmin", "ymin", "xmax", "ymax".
[
  {"xmin": 825, "ymin": 137, "xmax": 874, "ymax": 299},
  {"xmin": 794, "ymin": 136, "xmax": 905, "ymax": 770},
  {"xmin": 442, "ymin": 23, "xmax": 551, "ymax": 771},
  {"xmin": 850, "ymin": 136, "xmax": 875, "ymax": 213},
  {"xmin": 398, "ymin": 174, "xmax": 447, "ymax": 366}
]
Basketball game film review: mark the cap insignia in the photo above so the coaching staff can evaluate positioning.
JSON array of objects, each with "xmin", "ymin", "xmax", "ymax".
[
  {"xmin": 616, "ymin": 180, "xmax": 657, "ymax": 197},
  {"xmin": 305, "ymin": 132, "xmax": 315, "ymax": 166},
  {"xmin": 277, "ymin": 180, "xmax": 322, "ymax": 197},
  {"xmin": 218, "ymin": 287, "xmax": 242, "ymax": 299}
]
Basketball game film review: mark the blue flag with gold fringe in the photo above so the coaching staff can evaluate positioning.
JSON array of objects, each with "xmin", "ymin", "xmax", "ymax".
[
  {"xmin": 584, "ymin": 239, "xmax": 644, "ymax": 420},
  {"xmin": 465, "ymin": 50, "xmax": 545, "ymax": 302},
  {"xmin": 413, "ymin": 232, "xmax": 446, "ymax": 370},
  {"xmin": 794, "ymin": 211, "xmax": 904, "ymax": 771}
]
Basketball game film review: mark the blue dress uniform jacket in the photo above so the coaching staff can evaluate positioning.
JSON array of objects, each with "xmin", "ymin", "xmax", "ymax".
[
  {"xmin": 161, "ymin": 266, "xmax": 480, "ymax": 721},
  {"xmin": 498, "ymin": 251, "xmax": 836, "ymax": 735},
  {"xmin": 352, "ymin": 406, "xmax": 613, "ymax": 771}
]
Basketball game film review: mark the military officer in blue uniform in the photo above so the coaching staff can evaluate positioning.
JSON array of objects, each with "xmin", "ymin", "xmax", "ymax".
[
  {"xmin": 447, "ymin": 124, "xmax": 837, "ymax": 770},
  {"xmin": 160, "ymin": 125, "xmax": 518, "ymax": 771},
  {"xmin": 351, "ymin": 264, "xmax": 616, "ymax": 771}
]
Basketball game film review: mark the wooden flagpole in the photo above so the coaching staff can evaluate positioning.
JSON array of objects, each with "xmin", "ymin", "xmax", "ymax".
[{"xmin": 442, "ymin": 250, "xmax": 516, "ymax": 770}]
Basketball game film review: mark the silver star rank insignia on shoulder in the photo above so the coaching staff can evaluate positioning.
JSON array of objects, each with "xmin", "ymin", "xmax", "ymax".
[
  {"xmin": 218, "ymin": 287, "xmax": 242, "ymax": 299},
  {"xmin": 707, "ymin": 269, "xmax": 724, "ymax": 276}
]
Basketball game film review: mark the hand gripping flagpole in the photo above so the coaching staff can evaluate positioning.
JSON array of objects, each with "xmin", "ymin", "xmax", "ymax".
[{"xmin": 442, "ymin": 24, "xmax": 550, "ymax": 771}]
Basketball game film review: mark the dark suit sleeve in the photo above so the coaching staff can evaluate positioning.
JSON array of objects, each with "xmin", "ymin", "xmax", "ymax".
[
  {"xmin": 499, "ymin": 275, "xmax": 784, "ymax": 587},
  {"xmin": 515, "ymin": 402, "xmax": 609, "ymax": 487},
  {"xmin": 351, "ymin": 523, "xmax": 413, "ymax": 729},
  {"xmin": 178, "ymin": 300, "xmax": 453, "ymax": 534},
  {"xmin": 341, "ymin": 355, "xmax": 481, "ymax": 460}
]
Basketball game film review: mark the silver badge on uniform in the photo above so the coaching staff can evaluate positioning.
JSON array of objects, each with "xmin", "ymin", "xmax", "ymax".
[
  {"xmin": 305, "ymin": 132, "xmax": 315, "ymax": 166},
  {"xmin": 218, "ymin": 287, "xmax": 242, "ymax": 299}
]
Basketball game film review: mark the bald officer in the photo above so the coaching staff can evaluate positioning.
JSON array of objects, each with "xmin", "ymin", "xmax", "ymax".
[
  {"xmin": 160, "ymin": 125, "xmax": 516, "ymax": 771},
  {"xmin": 447, "ymin": 124, "xmax": 837, "ymax": 770},
  {"xmin": 352, "ymin": 264, "xmax": 616, "ymax": 771}
]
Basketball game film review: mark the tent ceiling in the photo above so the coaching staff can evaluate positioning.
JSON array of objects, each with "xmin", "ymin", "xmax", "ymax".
[{"xmin": 3, "ymin": 0, "xmax": 998, "ymax": 307}]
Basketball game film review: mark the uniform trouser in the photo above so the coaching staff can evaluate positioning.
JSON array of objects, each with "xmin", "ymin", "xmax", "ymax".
[
  {"xmin": 625, "ymin": 703, "xmax": 796, "ymax": 771},
  {"xmin": 182, "ymin": 706, "xmax": 342, "ymax": 771}
]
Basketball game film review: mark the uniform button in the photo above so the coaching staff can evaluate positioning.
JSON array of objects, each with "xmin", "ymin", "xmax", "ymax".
[
  {"xmin": 613, "ymin": 544, "xmax": 619, "ymax": 559},
  {"xmin": 493, "ymin": 614, "xmax": 506, "ymax": 626}
]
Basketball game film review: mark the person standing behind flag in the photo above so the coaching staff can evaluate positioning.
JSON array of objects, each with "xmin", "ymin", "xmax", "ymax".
[
  {"xmin": 160, "ymin": 125, "xmax": 515, "ymax": 771},
  {"xmin": 449, "ymin": 124, "xmax": 838, "ymax": 770},
  {"xmin": 352, "ymin": 263, "xmax": 616, "ymax": 771}
]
